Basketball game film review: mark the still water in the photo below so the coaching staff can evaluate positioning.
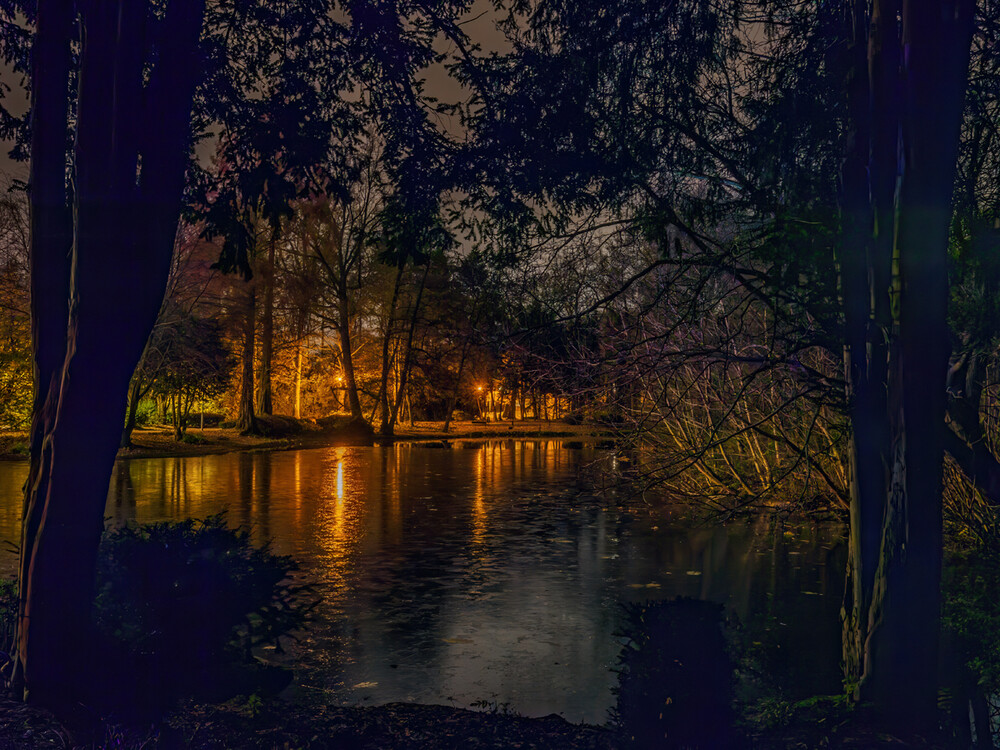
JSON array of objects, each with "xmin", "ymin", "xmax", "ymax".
[{"xmin": 0, "ymin": 440, "xmax": 845, "ymax": 724}]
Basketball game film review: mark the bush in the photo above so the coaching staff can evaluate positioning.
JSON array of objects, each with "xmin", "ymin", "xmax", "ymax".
[
  {"xmin": 613, "ymin": 598, "xmax": 738, "ymax": 748},
  {"xmin": 590, "ymin": 409, "xmax": 625, "ymax": 425},
  {"xmin": 942, "ymin": 546, "xmax": 1000, "ymax": 743},
  {"xmin": 254, "ymin": 414, "xmax": 304, "ymax": 437},
  {"xmin": 92, "ymin": 515, "xmax": 314, "ymax": 716},
  {"xmin": 0, "ymin": 578, "xmax": 15, "ymax": 661},
  {"xmin": 134, "ymin": 398, "xmax": 159, "ymax": 427},
  {"xmin": 317, "ymin": 415, "xmax": 375, "ymax": 443},
  {"xmin": 192, "ymin": 410, "xmax": 226, "ymax": 427}
]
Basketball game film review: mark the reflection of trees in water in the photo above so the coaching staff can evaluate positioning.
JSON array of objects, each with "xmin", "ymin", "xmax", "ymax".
[
  {"xmin": 0, "ymin": 443, "xmax": 848, "ymax": 713},
  {"xmin": 110, "ymin": 461, "xmax": 135, "ymax": 509},
  {"xmin": 609, "ymin": 516, "xmax": 845, "ymax": 697}
]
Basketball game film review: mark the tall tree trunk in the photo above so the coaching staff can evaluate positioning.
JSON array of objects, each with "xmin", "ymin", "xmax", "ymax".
[
  {"xmin": 839, "ymin": 0, "xmax": 890, "ymax": 692},
  {"xmin": 16, "ymin": 0, "xmax": 205, "ymax": 712},
  {"xmin": 336, "ymin": 305, "xmax": 364, "ymax": 420},
  {"xmin": 378, "ymin": 261, "xmax": 406, "ymax": 437},
  {"xmin": 295, "ymin": 342, "xmax": 303, "ymax": 419},
  {"xmin": 172, "ymin": 392, "xmax": 182, "ymax": 440},
  {"xmin": 120, "ymin": 375, "xmax": 144, "ymax": 449},
  {"xmin": 840, "ymin": 0, "xmax": 974, "ymax": 727},
  {"xmin": 256, "ymin": 235, "xmax": 275, "ymax": 415},
  {"xmin": 237, "ymin": 282, "xmax": 257, "ymax": 433},
  {"xmin": 387, "ymin": 262, "xmax": 430, "ymax": 435},
  {"xmin": 14, "ymin": 0, "xmax": 74, "ymax": 699},
  {"xmin": 442, "ymin": 340, "xmax": 472, "ymax": 433}
]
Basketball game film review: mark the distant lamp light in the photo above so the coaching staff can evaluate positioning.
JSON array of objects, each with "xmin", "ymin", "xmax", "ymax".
[{"xmin": 477, "ymin": 385, "xmax": 483, "ymax": 392}]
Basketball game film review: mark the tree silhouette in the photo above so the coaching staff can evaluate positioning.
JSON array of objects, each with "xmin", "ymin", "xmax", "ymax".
[{"xmin": 7, "ymin": 0, "xmax": 206, "ymax": 713}]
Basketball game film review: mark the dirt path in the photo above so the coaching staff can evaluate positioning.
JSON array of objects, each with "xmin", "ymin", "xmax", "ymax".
[{"xmin": 0, "ymin": 420, "xmax": 610, "ymax": 462}]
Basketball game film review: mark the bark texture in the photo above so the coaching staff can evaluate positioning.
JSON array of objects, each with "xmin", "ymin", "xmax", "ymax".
[
  {"xmin": 839, "ymin": 0, "xmax": 974, "ymax": 727},
  {"xmin": 15, "ymin": 0, "xmax": 206, "ymax": 712}
]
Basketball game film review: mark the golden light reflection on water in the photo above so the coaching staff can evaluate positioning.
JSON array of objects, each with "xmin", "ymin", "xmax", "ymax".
[
  {"xmin": 321, "ymin": 449, "xmax": 349, "ymax": 562},
  {"xmin": 471, "ymin": 446, "xmax": 487, "ymax": 549},
  {"xmin": 294, "ymin": 449, "xmax": 303, "ymax": 519},
  {"xmin": 0, "ymin": 440, "xmax": 847, "ymax": 722}
]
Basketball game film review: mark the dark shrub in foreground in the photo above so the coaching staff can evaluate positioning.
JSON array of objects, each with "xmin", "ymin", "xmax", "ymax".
[
  {"xmin": 92, "ymin": 515, "xmax": 313, "ymax": 716},
  {"xmin": 614, "ymin": 597, "xmax": 738, "ymax": 749}
]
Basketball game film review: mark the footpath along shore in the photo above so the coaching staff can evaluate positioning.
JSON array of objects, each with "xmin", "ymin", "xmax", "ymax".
[{"xmin": 0, "ymin": 419, "xmax": 611, "ymax": 462}]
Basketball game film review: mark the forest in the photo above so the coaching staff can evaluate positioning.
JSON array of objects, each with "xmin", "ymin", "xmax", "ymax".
[{"xmin": 0, "ymin": 0, "xmax": 999, "ymax": 746}]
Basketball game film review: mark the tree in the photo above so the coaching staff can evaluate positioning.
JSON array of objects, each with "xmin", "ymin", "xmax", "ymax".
[
  {"xmin": 151, "ymin": 313, "xmax": 235, "ymax": 439},
  {"xmin": 463, "ymin": 0, "xmax": 976, "ymax": 727},
  {"xmin": 121, "ymin": 225, "xmax": 229, "ymax": 448},
  {"xmin": 3, "ymin": 0, "xmax": 485, "ymax": 714},
  {"xmin": 0, "ymin": 186, "xmax": 31, "ymax": 429},
  {"xmin": 7, "ymin": 0, "xmax": 207, "ymax": 712},
  {"xmin": 838, "ymin": 0, "xmax": 974, "ymax": 724}
]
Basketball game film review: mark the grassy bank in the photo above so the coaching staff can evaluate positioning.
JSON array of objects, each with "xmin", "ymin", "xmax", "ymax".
[{"xmin": 0, "ymin": 419, "xmax": 610, "ymax": 462}]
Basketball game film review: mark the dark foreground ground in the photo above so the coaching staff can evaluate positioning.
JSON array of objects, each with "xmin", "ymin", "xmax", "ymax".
[{"xmin": 0, "ymin": 696, "xmax": 960, "ymax": 749}]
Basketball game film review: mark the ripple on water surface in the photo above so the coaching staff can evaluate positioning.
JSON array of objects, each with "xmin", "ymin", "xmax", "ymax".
[{"xmin": 0, "ymin": 439, "xmax": 845, "ymax": 724}]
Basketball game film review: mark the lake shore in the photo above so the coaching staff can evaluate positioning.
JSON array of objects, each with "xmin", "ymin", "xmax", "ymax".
[
  {"xmin": 0, "ymin": 694, "xmax": 955, "ymax": 749},
  {"xmin": 0, "ymin": 419, "xmax": 612, "ymax": 462}
]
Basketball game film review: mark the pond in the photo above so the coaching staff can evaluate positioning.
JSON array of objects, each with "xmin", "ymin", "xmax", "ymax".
[{"xmin": 0, "ymin": 439, "xmax": 846, "ymax": 724}]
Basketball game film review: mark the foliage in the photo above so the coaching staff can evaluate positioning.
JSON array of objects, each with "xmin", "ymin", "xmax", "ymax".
[
  {"xmin": 943, "ymin": 546, "xmax": 1000, "ymax": 695},
  {"xmin": 613, "ymin": 598, "xmax": 738, "ymax": 748},
  {"xmin": 0, "ymin": 578, "xmax": 15, "ymax": 664},
  {"xmin": 0, "ymin": 189, "xmax": 30, "ymax": 430},
  {"xmin": 92, "ymin": 515, "xmax": 315, "ymax": 712},
  {"xmin": 133, "ymin": 398, "xmax": 160, "ymax": 428},
  {"xmin": 742, "ymin": 693, "xmax": 853, "ymax": 735},
  {"xmin": 0, "ymin": 331, "xmax": 30, "ymax": 429},
  {"xmin": 149, "ymin": 315, "xmax": 236, "ymax": 404}
]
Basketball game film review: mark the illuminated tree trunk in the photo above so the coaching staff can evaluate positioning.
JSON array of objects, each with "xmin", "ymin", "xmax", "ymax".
[
  {"xmin": 840, "ymin": 0, "xmax": 973, "ymax": 727},
  {"xmin": 295, "ymin": 343, "xmax": 303, "ymax": 419},
  {"xmin": 120, "ymin": 376, "xmax": 145, "ymax": 449},
  {"xmin": 387, "ymin": 262, "xmax": 430, "ymax": 435},
  {"xmin": 256, "ymin": 235, "xmax": 275, "ymax": 415},
  {"xmin": 237, "ymin": 281, "xmax": 257, "ymax": 433},
  {"xmin": 15, "ymin": 0, "xmax": 205, "ymax": 711},
  {"xmin": 311, "ymin": 207, "xmax": 364, "ymax": 421},
  {"xmin": 378, "ymin": 260, "xmax": 406, "ymax": 437},
  {"xmin": 442, "ymin": 341, "xmax": 472, "ymax": 433},
  {"xmin": 336, "ymin": 302, "xmax": 364, "ymax": 420}
]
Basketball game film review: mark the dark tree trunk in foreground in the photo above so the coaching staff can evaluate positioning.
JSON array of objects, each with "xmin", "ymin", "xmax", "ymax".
[
  {"xmin": 14, "ymin": 0, "xmax": 206, "ymax": 712},
  {"xmin": 839, "ymin": 0, "xmax": 973, "ymax": 728}
]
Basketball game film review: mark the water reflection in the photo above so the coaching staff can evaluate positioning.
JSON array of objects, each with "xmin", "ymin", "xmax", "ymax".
[{"xmin": 0, "ymin": 440, "xmax": 845, "ymax": 724}]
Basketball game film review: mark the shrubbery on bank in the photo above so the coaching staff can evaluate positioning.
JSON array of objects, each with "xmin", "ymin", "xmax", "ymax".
[{"xmin": 1, "ymin": 515, "xmax": 314, "ymax": 719}]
